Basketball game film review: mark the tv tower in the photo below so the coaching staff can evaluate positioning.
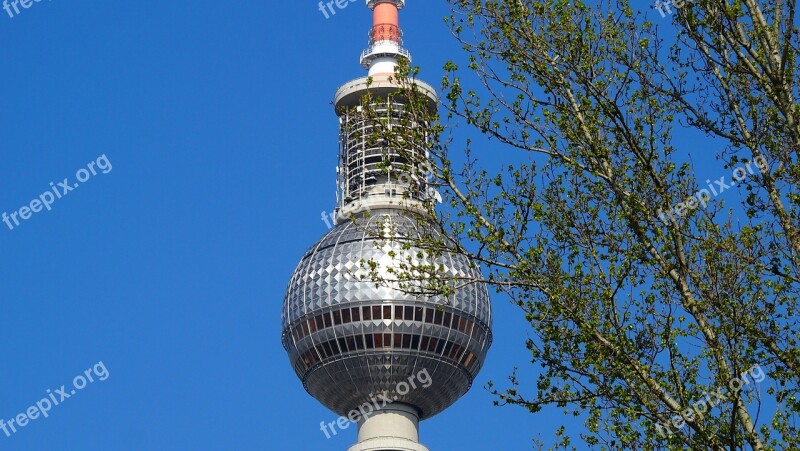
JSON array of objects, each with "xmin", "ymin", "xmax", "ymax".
[{"xmin": 281, "ymin": 2, "xmax": 493, "ymax": 450}]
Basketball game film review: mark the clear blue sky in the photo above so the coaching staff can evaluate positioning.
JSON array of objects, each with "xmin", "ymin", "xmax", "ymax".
[
  {"xmin": 0, "ymin": 1, "xmax": 737, "ymax": 450},
  {"xmin": 0, "ymin": 1, "xmax": 546, "ymax": 450}
]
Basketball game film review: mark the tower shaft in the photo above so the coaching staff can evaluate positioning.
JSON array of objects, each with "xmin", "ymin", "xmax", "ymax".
[
  {"xmin": 347, "ymin": 404, "xmax": 429, "ymax": 451},
  {"xmin": 343, "ymin": 3, "xmax": 430, "ymax": 451}
]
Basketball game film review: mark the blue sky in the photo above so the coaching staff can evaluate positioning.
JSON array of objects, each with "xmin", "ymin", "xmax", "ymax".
[
  {"xmin": 0, "ymin": 1, "xmax": 549, "ymax": 450},
  {"xmin": 0, "ymin": 0, "xmax": 757, "ymax": 450}
]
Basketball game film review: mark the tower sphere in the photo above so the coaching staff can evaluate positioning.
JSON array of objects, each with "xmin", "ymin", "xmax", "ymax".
[{"xmin": 281, "ymin": 209, "xmax": 492, "ymax": 420}]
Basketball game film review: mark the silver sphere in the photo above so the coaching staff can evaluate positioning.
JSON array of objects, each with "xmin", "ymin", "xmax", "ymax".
[{"xmin": 281, "ymin": 209, "xmax": 492, "ymax": 419}]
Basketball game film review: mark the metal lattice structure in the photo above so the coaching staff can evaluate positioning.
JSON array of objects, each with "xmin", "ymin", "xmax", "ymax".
[{"xmin": 336, "ymin": 101, "xmax": 428, "ymax": 208}]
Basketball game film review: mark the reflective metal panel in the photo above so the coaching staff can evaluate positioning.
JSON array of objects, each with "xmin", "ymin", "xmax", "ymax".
[{"xmin": 282, "ymin": 210, "xmax": 492, "ymax": 419}]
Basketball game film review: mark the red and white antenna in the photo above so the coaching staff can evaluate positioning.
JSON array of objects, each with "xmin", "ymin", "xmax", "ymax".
[{"xmin": 361, "ymin": 0, "xmax": 411, "ymax": 75}]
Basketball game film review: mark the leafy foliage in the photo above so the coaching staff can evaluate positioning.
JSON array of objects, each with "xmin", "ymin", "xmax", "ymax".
[{"xmin": 354, "ymin": 0, "xmax": 800, "ymax": 448}]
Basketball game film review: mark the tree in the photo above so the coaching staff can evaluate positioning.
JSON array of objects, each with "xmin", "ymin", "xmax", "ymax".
[{"xmin": 351, "ymin": 0, "xmax": 800, "ymax": 448}]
